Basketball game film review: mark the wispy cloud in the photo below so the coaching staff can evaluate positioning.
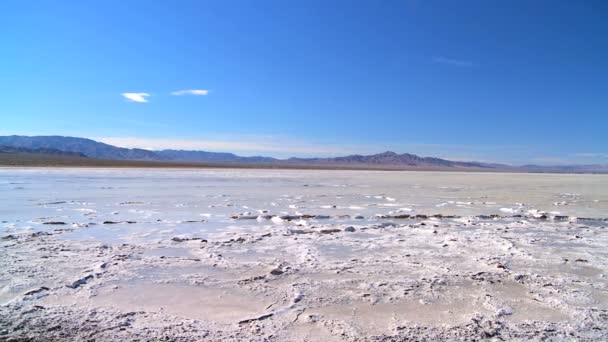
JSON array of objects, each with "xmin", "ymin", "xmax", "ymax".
[
  {"xmin": 432, "ymin": 56, "xmax": 473, "ymax": 67},
  {"xmin": 121, "ymin": 93, "xmax": 150, "ymax": 103},
  {"xmin": 171, "ymin": 89, "xmax": 209, "ymax": 96}
]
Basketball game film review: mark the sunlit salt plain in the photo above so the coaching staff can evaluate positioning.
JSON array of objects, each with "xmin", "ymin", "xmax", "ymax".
[{"xmin": 1, "ymin": 168, "xmax": 607, "ymax": 340}]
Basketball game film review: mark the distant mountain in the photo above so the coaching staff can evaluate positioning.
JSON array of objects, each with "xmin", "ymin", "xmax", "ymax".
[
  {"xmin": 0, "ymin": 135, "xmax": 278, "ymax": 163},
  {"xmin": 285, "ymin": 151, "xmax": 497, "ymax": 168},
  {"xmin": 0, "ymin": 135, "xmax": 605, "ymax": 173},
  {"xmin": 157, "ymin": 149, "xmax": 277, "ymax": 163},
  {"xmin": 0, "ymin": 135, "xmax": 163, "ymax": 161},
  {"xmin": 0, "ymin": 145, "xmax": 87, "ymax": 158}
]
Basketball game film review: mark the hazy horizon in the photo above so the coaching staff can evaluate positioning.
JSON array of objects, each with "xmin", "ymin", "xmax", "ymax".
[{"xmin": 2, "ymin": 134, "xmax": 608, "ymax": 168}]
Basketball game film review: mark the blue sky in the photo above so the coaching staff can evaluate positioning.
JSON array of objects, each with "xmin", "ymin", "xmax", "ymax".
[{"xmin": 1, "ymin": 0, "xmax": 607, "ymax": 164}]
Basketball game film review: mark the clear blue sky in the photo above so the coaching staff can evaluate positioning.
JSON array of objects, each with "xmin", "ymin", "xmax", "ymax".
[{"xmin": 1, "ymin": 0, "xmax": 607, "ymax": 164}]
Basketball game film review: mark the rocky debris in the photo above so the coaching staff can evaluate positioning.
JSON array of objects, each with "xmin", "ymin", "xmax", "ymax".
[
  {"xmin": 319, "ymin": 228, "xmax": 341, "ymax": 234},
  {"xmin": 287, "ymin": 229, "xmax": 312, "ymax": 235},
  {"xmin": 66, "ymin": 274, "xmax": 94, "ymax": 289},
  {"xmin": 23, "ymin": 287, "xmax": 50, "ymax": 296},
  {"xmin": 380, "ymin": 214, "xmax": 464, "ymax": 220},
  {"xmin": 231, "ymin": 214, "xmax": 259, "ymax": 220},
  {"xmin": 224, "ymin": 237, "xmax": 248, "ymax": 244},
  {"xmin": 43, "ymin": 221, "xmax": 66, "ymax": 225},
  {"xmin": 470, "ymin": 271, "xmax": 504, "ymax": 284},
  {"xmin": 377, "ymin": 222, "xmax": 397, "ymax": 228},
  {"xmin": 119, "ymin": 201, "xmax": 145, "ymax": 205},
  {"xmin": 577, "ymin": 217, "xmax": 594, "ymax": 221},
  {"xmin": 238, "ymin": 275, "xmax": 266, "ymax": 285},
  {"xmin": 112, "ymin": 254, "xmax": 131, "ymax": 262},
  {"xmin": 477, "ymin": 214, "xmax": 501, "ymax": 220},
  {"xmin": 171, "ymin": 237, "xmax": 207, "ymax": 243},
  {"xmin": 29, "ymin": 231, "xmax": 52, "ymax": 238},
  {"xmin": 344, "ymin": 226, "xmax": 356, "ymax": 232},
  {"xmin": 292, "ymin": 293, "xmax": 304, "ymax": 303},
  {"xmin": 432, "ymin": 214, "xmax": 460, "ymax": 219},
  {"xmin": 279, "ymin": 215, "xmax": 307, "ymax": 220},
  {"xmin": 232, "ymin": 213, "xmax": 319, "ymax": 221},
  {"xmin": 36, "ymin": 201, "xmax": 67, "ymax": 206},
  {"xmin": 238, "ymin": 313, "xmax": 274, "ymax": 325},
  {"xmin": 269, "ymin": 263, "xmax": 292, "ymax": 276},
  {"xmin": 270, "ymin": 268, "xmax": 284, "ymax": 276}
]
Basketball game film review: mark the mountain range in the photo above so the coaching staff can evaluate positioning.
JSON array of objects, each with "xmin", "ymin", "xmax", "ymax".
[
  {"xmin": 0, "ymin": 145, "xmax": 86, "ymax": 158},
  {"xmin": 287, "ymin": 152, "xmax": 491, "ymax": 168},
  {"xmin": 1, "ymin": 135, "xmax": 606, "ymax": 173}
]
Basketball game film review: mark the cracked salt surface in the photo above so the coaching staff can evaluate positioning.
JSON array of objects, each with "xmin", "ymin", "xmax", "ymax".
[{"xmin": 1, "ymin": 167, "xmax": 608, "ymax": 340}]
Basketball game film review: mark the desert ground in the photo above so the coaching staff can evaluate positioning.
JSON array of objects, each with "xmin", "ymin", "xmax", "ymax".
[{"xmin": 1, "ymin": 168, "xmax": 607, "ymax": 341}]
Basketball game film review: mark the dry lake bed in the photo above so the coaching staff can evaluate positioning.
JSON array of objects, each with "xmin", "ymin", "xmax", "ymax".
[{"xmin": 1, "ymin": 168, "xmax": 607, "ymax": 341}]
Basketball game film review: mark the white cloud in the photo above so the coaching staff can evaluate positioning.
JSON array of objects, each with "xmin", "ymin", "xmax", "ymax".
[
  {"xmin": 121, "ymin": 93, "xmax": 150, "ymax": 103},
  {"xmin": 432, "ymin": 56, "xmax": 473, "ymax": 67},
  {"xmin": 171, "ymin": 89, "xmax": 209, "ymax": 96}
]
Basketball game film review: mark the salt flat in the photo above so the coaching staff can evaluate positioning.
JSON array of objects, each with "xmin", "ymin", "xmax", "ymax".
[{"xmin": 1, "ymin": 168, "xmax": 607, "ymax": 340}]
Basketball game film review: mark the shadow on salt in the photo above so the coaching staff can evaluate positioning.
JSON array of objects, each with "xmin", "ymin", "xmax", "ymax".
[
  {"xmin": 58, "ymin": 221, "xmax": 228, "ymax": 244},
  {"xmin": 303, "ymin": 298, "xmax": 482, "ymax": 335},
  {"xmin": 317, "ymin": 243, "xmax": 363, "ymax": 260},
  {"xmin": 90, "ymin": 283, "xmax": 272, "ymax": 323},
  {"xmin": 0, "ymin": 281, "xmax": 19, "ymax": 305},
  {"xmin": 127, "ymin": 264, "xmax": 225, "ymax": 282},
  {"xmin": 142, "ymin": 247, "xmax": 195, "ymax": 258},
  {"xmin": 490, "ymin": 281, "xmax": 571, "ymax": 323}
]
